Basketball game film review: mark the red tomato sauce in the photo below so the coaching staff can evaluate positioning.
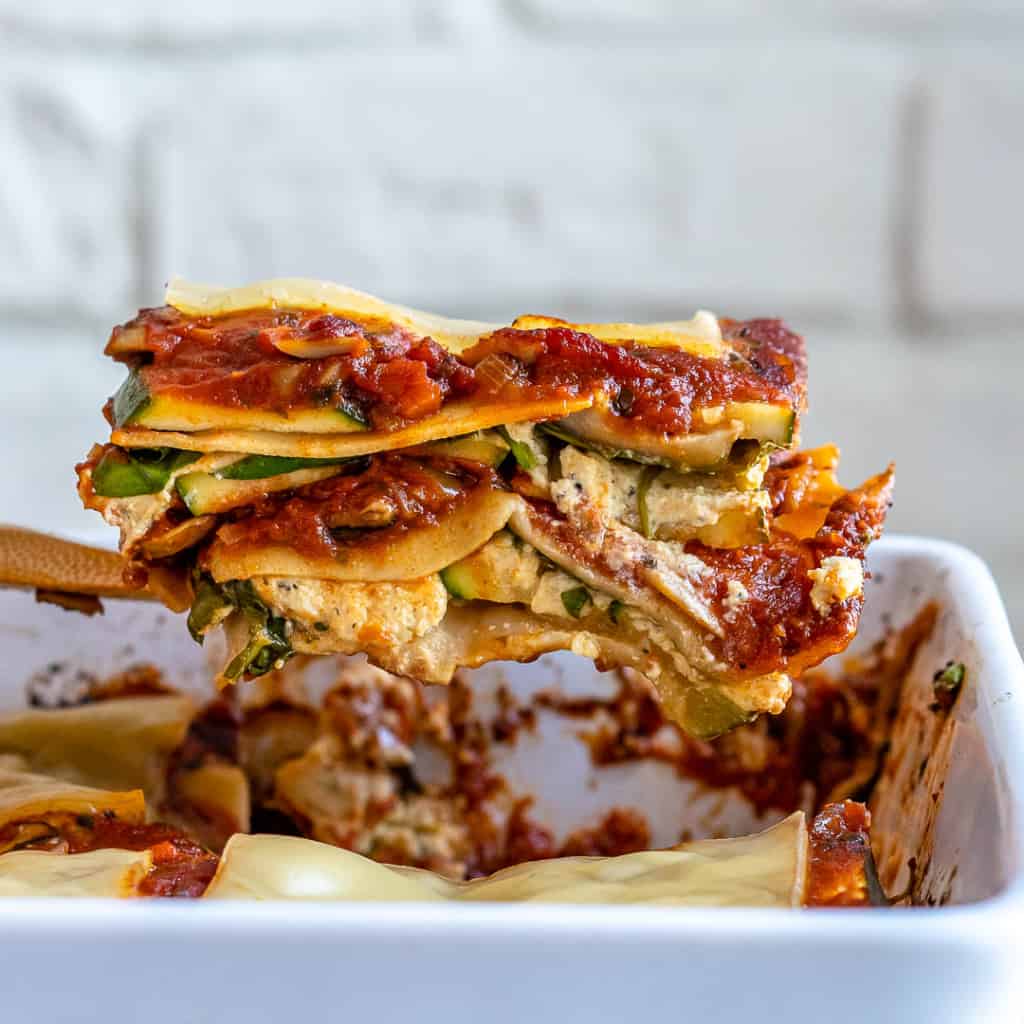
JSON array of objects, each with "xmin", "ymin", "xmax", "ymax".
[
  {"xmin": 806, "ymin": 801, "xmax": 879, "ymax": 907},
  {"xmin": 107, "ymin": 306, "xmax": 805, "ymax": 436},
  {"xmin": 0, "ymin": 811, "xmax": 219, "ymax": 898},
  {"xmin": 73, "ymin": 816, "xmax": 218, "ymax": 897},
  {"xmin": 208, "ymin": 454, "xmax": 496, "ymax": 560}
]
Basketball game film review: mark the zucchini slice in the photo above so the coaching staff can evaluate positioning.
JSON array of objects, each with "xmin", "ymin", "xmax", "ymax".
[
  {"xmin": 440, "ymin": 532, "xmax": 541, "ymax": 603},
  {"xmin": 92, "ymin": 447, "xmax": 200, "ymax": 497},
  {"xmin": 110, "ymin": 370, "xmax": 152, "ymax": 427},
  {"xmin": 678, "ymin": 685, "xmax": 756, "ymax": 741},
  {"xmin": 411, "ymin": 432, "xmax": 510, "ymax": 468},
  {"xmin": 549, "ymin": 400, "xmax": 795, "ymax": 471},
  {"xmin": 176, "ymin": 464, "xmax": 345, "ymax": 517},
  {"xmin": 218, "ymin": 454, "xmax": 350, "ymax": 480},
  {"xmin": 634, "ymin": 467, "xmax": 770, "ymax": 547},
  {"xmin": 111, "ymin": 370, "xmax": 369, "ymax": 434},
  {"xmin": 112, "ymin": 395, "xmax": 595, "ymax": 458},
  {"xmin": 725, "ymin": 401, "xmax": 796, "ymax": 446},
  {"xmin": 440, "ymin": 562, "xmax": 479, "ymax": 600},
  {"xmin": 541, "ymin": 415, "xmax": 740, "ymax": 471}
]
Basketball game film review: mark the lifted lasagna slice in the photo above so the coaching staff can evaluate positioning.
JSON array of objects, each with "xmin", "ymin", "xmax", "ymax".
[
  {"xmin": 77, "ymin": 279, "xmax": 891, "ymax": 739},
  {"xmin": 102, "ymin": 278, "xmax": 803, "ymax": 463}
]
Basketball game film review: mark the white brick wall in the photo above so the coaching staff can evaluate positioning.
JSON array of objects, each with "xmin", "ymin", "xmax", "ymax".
[
  {"xmin": 919, "ymin": 58, "xmax": 1024, "ymax": 320},
  {"xmin": 506, "ymin": 0, "xmax": 1024, "ymax": 44},
  {"xmin": 146, "ymin": 47, "xmax": 907, "ymax": 322},
  {"xmin": 0, "ymin": 1, "xmax": 456, "ymax": 44},
  {"xmin": 0, "ymin": 58, "xmax": 139, "ymax": 321},
  {"xmin": 0, "ymin": 3, "xmax": 1022, "ymax": 638},
  {"xmin": 803, "ymin": 330, "xmax": 1024, "ymax": 636}
]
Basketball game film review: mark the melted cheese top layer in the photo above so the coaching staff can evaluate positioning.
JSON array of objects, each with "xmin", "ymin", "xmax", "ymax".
[{"xmin": 165, "ymin": 277, "xmax": 724, "ymax": 357}]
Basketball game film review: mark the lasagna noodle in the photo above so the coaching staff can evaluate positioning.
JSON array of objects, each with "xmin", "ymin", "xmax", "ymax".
[
  {"xmin": 0, "ymin": 768, "xmax": 145, "ymax": 835},
  {"xmin": 163, "ymin": 277, "xmax": 727, "ymax": 358},
  {"xmin": 204, "ymin": 486, "xmax": 522, "ymax": 584},
  {"xmin": 113, "ymin": 395, "xmax": 595, "ymax": 452},
  {"xmin": 0, "ymin": 696, "xmax": 194, "ymax": 808},
  {"xmin": 204, "ymin": 811, "xmax": 807, "ymax": 907},
  {"xmin": 0, "ymin": 847, "xmax": 153, "ymax": 899}
]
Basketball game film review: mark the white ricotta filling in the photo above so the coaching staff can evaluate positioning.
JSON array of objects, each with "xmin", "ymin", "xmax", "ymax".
[
  {"xmin": 723, "ymin": 580, "xmax": 750, "ymax": 618},
  {"xmin": 251, "ymin": 576, "xmax": 449, "ymax": 650},
  {"xmin": 807, "ymin": 556, "xmax": 864, "ymax": 615}
]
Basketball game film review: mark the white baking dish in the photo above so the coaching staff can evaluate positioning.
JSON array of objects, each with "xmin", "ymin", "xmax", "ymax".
[{"xmin": 0, "ymin": 535, "xmax": 1021, "ymax": 1024}]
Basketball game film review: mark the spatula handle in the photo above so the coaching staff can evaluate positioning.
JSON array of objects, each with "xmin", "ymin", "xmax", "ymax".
[{"xmin": 0, "ymin": 525, "xmax": 146, "ymax": 599}]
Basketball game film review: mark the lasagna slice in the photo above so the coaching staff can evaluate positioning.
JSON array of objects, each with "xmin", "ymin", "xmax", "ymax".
[{"xmin": 77, "ymin": 279, "xmax": 892, "ymax": 739}]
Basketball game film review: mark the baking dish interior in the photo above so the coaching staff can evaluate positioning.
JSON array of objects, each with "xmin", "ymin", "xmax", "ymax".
[{"xmin": 0, "ymin": 535, "xmax": 1019, "ymax": 906}]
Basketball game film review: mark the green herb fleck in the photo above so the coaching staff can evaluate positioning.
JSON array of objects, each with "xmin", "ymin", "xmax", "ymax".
[
  {"xmin": 561, "ymin": 585, "xmax": 592, "ymax": 619},
  {"xmin": 186, "ymin": 577, "xmax": 293, "ymax": 679},
  {"xmin": 497, "ymin": 426, "xmax": 537, "ymax": 471},
  {"xmin": 931, "ymin": 661, "xmax": 966, "ymax": 711},
  {"xmin": 608, "ymin": 599, "xmax": 625, "ymax": 624},
  {"xmin": 636, "ymin": 466, "xmax": 660, "ymax": 539}
]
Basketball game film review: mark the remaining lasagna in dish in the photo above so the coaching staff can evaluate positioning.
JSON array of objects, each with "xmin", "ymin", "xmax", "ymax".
[
  {"xmin": 0, "ymin": 789, "xmax": 875, "ymax": 908},
  {"xmin": 77, "ymin": 278, "xmax": 893, "ymax": 739},
  {"xmin": 0, "ymin": 656, "xmax": 893, "ymax": 906}
]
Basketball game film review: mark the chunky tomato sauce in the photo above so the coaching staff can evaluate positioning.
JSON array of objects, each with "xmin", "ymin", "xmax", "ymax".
[
  {"xmin": 464, "ymin": 319, "xmax": 804, "ymax": 435},
  {"xmin": 72, "ymin": 816, "xmax": 217, "ymax": 897},
  {"xmin": 1, "ymin": 810, "xmax": 218, "ymax": 897},
  {"xmin": 689, "ymin": 464, "xmax": 893, "ymax": 679},
  {"xmin": 107, "ymin": 306, "xmax": 805, "ymax": 435},
  {"xmin": 207, "ymin": 454, "xmax": 497, "ymax": 560},
  {"xmin": 517, "ymin": 456, "xmax": 890, "ymax": 683},
  {"xmin": 806, "ymin": 801, "xmax": 879, "ymax": 907},
  {"xmin": 109, "ymin": 307, "xmax": 475, "ymax": 429},
  {"xmin": 136, "ymin": 837, "xmax": 219, "ymax": 897}
]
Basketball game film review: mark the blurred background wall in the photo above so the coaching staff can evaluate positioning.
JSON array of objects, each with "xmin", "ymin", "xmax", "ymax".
[{"xmin": 1, "ymin": 1, "xmax": 1021, "ymax": 639}]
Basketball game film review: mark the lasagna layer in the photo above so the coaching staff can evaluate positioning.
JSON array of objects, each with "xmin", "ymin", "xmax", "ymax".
[
  {"xmin": 104, "ymin": 279, "xmax": 805, "ymax": 468},
  {"xmin": 80, "ymin": 438, "xmax": 889, "ymax": 739},
  {"xmin": 79, "ymin": 431, "xmax": 890, "ymax": 739}
]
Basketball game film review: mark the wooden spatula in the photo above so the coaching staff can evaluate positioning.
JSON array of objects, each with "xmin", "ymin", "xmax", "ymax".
[
  {"xmin": 0, "ymin": 525, "xmax": 143, "ymax": 598},
  {"xmin": 0, "ymin": 526, "xmax": 192, "ymax": 612}
]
